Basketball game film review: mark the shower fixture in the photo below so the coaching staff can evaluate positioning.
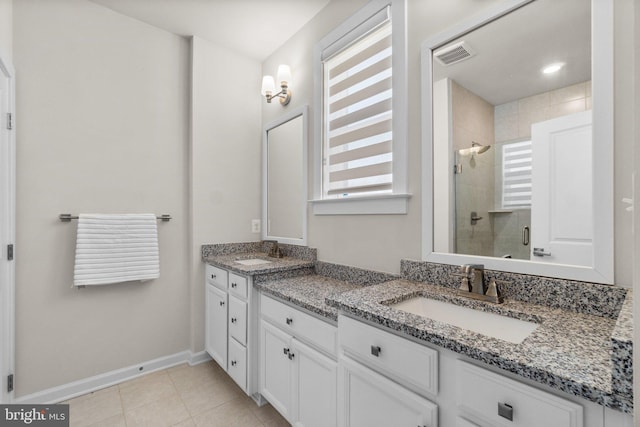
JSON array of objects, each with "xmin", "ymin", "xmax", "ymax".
[{"xmin": 458, "ymin": 141, "xmax": 491, "ymax": 156}]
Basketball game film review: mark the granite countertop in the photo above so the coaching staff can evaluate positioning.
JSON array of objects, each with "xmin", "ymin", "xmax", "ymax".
[
  {"xmin": 326, "ymin": 279, "xmax": 633, "ymax": 413},
  {"xmin": 255, "ymin": 274, "xmax": 364, "ymax": 321},
  {"xmin": 203, "ymin": 252, "xmax": 315, "ymax": 276}
]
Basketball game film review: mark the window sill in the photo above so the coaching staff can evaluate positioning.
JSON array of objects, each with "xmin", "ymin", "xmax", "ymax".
[{"xmin": 310, "ymin": 193, "xmax": 411, "ymax": 215}]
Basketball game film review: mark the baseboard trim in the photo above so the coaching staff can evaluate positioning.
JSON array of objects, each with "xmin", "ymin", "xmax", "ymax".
[{"xmin": 14, "ymin": 350, "xmax": 212, "ymax": 404}]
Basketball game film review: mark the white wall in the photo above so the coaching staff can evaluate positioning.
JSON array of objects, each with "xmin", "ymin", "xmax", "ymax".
[
  {"xmin": 189, "ymin": 36, "xmax": 261, "ymax": 352},
  {"xmin": 262, "ymin": 0, "xmax": 504, "ymax": 274},
  {"xmin": 13, "ymin": 0, "xmax": 191, "ymax": 396},
  {"xmin": 0, "ymin": 0, "xmax": 11, "ymax": 60},
  {"xmin": 263, "ymin": 0, "xmax": 636, "ymax": 284},
  {"xmin": 613, "ymin": 0, "xmax": 636, "ymax": 286}
]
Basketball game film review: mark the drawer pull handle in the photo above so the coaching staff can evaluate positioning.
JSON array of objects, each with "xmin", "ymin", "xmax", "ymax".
[
  {"xmin": 231, "ymin": 360, "xmax": 236, "ymax": 366},
  {"xmin": 231, "ymin": 282, "xmax": 237, "ymax": 288},
  {"xmin": 286, "ymin": 317, "xmax": 293, "ymax": 325},
  {"xmin": 283, "ymin": 347, "xmax": 290, "ymax": 355},
  {"xmin": 211, "ymin": 274, "xmax": 216, "ymax": 279},
  {"xmin": 231, "ymin": 317, "xmax": 237, "ymax": 323},
  {"xmin": 288, "ymin": 352, "xmax": 295, "ymax": 360},
  {"xmin": 498, "ymin": 402, "xmax": 513, "ymax": 421},
  {"xmin": 219, "ymin": 301, "xmax": 225, "ymax": 307},
  {"xmin": 370, "ymin": 345, "xmax": 381, "ymax": 357}
]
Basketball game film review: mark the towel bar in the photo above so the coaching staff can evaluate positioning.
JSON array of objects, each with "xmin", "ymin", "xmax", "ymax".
[{"xmin": 59, "ymin": 214, "xmax": 172, "ymax": 222}]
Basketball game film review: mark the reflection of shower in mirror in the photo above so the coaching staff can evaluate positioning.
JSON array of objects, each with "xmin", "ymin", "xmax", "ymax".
[{"xmin": 458, "ymin": 141, "xmax": 491, "ymax": 156}]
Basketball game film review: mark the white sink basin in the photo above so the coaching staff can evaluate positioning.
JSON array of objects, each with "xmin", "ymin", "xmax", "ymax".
[
  {"xmin": 391, "ymin": 297, "xmax": 538, "ymax": 344},
  {"xmin": 234, "ymin": 258, "xmax": 273, "ymax": 266}
]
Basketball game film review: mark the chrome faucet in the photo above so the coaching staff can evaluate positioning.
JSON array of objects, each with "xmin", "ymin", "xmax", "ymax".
[
  {"xmin": 454, "ymin": 264, "xmax": 503, "ymax": 304},
  {"xmin": 263, "ymin": 240, "xmax": 283, "ymax": 258}
]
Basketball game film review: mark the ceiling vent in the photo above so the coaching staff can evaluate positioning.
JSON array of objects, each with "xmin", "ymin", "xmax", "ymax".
[{"xmin": 434, "ymin": 41, "xmax": 475, "ymax": 66}]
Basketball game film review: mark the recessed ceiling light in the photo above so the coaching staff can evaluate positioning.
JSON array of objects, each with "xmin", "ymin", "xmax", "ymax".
[{"xmin": 542, "ymin": 63, "xmax": 564, "ymax": 74}]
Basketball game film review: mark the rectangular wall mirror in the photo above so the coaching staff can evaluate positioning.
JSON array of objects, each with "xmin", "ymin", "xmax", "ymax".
[
  {"xmin": 262, "ymin": 105, "xmax": 308, "ymax": 245},
  {"xmin": 421, "ymin": 0, "xmax": 614, "ymax": 283}
]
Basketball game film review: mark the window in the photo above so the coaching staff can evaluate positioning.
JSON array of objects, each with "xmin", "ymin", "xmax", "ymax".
[
  {"xmin": 312, "ymin": 0, "xmax": 408, "ymax": 215},
  {"xmin": 501, "ymin": 140, "xmax": 532, "ymax": 209}
]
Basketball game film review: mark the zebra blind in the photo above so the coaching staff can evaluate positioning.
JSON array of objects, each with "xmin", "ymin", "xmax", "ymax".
[
  {"xmin": 502, "ymin": 140, "xmax": 533, "ymax": 208},
  {"xmin": 322, "ymin": 9, "xmax": 392, "ymax": 197}
]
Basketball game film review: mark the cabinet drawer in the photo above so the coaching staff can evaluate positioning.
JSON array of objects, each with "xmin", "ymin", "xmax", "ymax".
[
  {"xmin": 228, "ymin": 295, "xmax": 247, "ymax": 345},
  {"xmin": 338, "ymin": 315, "xmax": 438, "ymax": 397},
  {"xmin": 456, "ymin": 360, "xmax": 583, "ymax": 427},
  {"xmin": 206, "ymin": 264, "xmax": 228, "ymax": 290},
  {"xmin": 339, "ymin": 356, "xmax": 438, "ymax": 427},
  {"xmin": 228, "ymin": 337, "xmax": 247, "ymax": 391},
  {"xmin": 261, "ymin": 294, "xmax": 337, "ymax": 356},
  {"xmin": 229, "ymin": 272, "xmax": 248, "ymax": 299}
]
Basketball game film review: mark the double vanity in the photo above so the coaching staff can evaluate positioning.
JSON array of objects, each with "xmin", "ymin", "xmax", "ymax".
[{"xmin": 202, "ymin": 242, "xmax": 633, "ymax": 427}]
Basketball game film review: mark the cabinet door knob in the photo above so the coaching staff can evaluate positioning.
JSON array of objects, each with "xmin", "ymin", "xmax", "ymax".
[
  {"xmin": 211, "ymin": 274, "xmax": 216, "ymax": 279},
  {"xmin": 231, "ymin": 360, "xmax": 237, "ymax": 366},
  {"xmin": 370, "ymin": 345, "xmax": 381, "ymax": 357},
  {"xmin": 231, "ymin": 282, "xmax": 237, "ymax": 288},
  {"xmin": 219, "ymin": 301, "xmax": 225, "ymax": 307},
  {"xmin": 498, "ymin": 402, "xmax": 513, "ymax": 421},
  {"xmin": 288, "ymin": 352, "xmax": 295, "ymax": 360},
  {"xmin": 285, "ymin": 317, "xmax": 293, "ymax": 325},
  {"xmin": 231, "ymin": 317, "xmax": 237, "ymax": 323},
  {"xmin": 283, "ymin": 347, "xmax": 290, "ymax": 355}
]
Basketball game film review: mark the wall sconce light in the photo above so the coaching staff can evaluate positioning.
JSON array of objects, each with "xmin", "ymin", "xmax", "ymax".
[{"xmin": 261, "ymin": 64, "xmax": 292, "ymax": 106}]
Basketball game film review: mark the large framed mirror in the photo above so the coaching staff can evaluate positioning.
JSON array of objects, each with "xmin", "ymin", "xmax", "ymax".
[
  {"xmin": 421, "ymin": 0, "xmax": 613, "ymax": 283},
  {"xmin": 262, "ymin": 105, "xmax": 308, "ymax": 245}
]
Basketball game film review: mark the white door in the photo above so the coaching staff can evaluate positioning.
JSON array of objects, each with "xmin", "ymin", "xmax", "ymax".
[
  {"xmin": 292, "ymin": 338, "xmax": 337, "ymax": 427},
  {"xmin": 338, "ymin": 357, "xmax": 438, "ymax": 427},
  {"xmin": 260, "ymin": 320, "xmax": 293, "ymax": 422},
  {"xmin": 205, "ymin": 284, "xmax": 227, "ymax": 369},
  {"xmin": 531, "ymin": 111, "xmax": 593, "ymax": 267},
  {"xmin": 0, "ymin": 54, "xmax": 15, "ymax": 404}
]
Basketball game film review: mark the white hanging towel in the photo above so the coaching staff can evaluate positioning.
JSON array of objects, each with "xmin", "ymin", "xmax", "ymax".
[{"xmin": 73, "ymin": 214, "xmax": 160, "ymax": 286}]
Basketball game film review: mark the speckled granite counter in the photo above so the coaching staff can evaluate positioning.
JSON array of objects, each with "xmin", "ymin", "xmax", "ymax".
[
  {"xmin": 255, "ymin": 275, "xmax": 364, "ymax": 321},
  {"xmin": 204, "ymin": 251, "xmax": 314, "ymax": 276},
  {"xmin": 202, "ymin": 242, "xmax": 316, "ymax": 277},
  {"xmin": 327, "ymin": 278, "xmax": 633, "ymax": 413}
]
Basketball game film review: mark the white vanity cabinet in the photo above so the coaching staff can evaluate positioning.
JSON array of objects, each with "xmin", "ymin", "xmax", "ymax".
[
  {"xmin": 259, "ymin": 294, "xmax": 338, "ymax": 427},
  {"xmin": 338, "ymin": 315, "xmax": 439, "ymax": 427},
  {"xmin": 337, "ymin": 315, "xmax": 619, "ymax": 427},
  {"xmin": 205, "ymin": 264, "xmax": 257, "ymax": 396},
  {"xmin": 205, "ymin": 281, "xmax": 227, "ymax": 368}
]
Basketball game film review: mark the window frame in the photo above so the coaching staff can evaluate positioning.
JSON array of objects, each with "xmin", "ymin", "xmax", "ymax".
[{"xmin": 311, "ymin": 0, "xmax": 409, "ymax": 215}]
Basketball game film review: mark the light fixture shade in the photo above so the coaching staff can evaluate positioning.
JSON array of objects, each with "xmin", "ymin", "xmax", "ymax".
[
  {"xmin": 261, "ymin": 75, "xmax": 276, "ymax": 95},
  {"xmin": 277, "ymin": 64, "xmax": 292, "ymax": 88}
]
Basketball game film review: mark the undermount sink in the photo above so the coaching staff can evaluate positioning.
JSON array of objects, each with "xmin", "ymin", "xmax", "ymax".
[
  {"xmin": 234, "ymin": 258, "xmax": 273, "ymax": 266},
  {"xmin": 391, "ymin": 297, "xmax": 538, "ymax": 344}
]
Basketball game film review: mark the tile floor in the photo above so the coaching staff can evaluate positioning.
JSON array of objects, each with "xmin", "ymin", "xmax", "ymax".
[{"xmin": 63, "ymin": 361, "xmax": 291, "ymax": 427}]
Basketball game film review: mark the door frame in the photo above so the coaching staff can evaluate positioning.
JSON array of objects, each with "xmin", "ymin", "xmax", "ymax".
[{"xmin": 0, "ymin": 51, "xmax": 16, "ymax": 404}]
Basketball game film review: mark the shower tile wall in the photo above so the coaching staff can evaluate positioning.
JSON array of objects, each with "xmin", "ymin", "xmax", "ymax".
[
  {"xmin": 494, "ymin": 81, "xmax": 591, "ymax": 143},
  {"xmin": 451, "ymin": 80, "xmax": 495, "ymax": 257}
]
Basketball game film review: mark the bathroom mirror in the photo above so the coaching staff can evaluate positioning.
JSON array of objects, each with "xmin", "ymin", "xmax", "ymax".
[
  {"xmin": 262, "ymin": 106, "xmax": 308, "ymax": 245},
  {"xmin": 422, "ymin": 0, "xmax": 613, "ymax": 283}
]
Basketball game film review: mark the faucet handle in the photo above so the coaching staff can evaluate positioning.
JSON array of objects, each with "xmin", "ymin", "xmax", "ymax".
[
  {"xmin": 458, "ymin": 276, "xmax": 471, "ymax": 292},
  {"xmin": 484, "ymin": 278, "xmax": 504, "ymax": 303}
]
